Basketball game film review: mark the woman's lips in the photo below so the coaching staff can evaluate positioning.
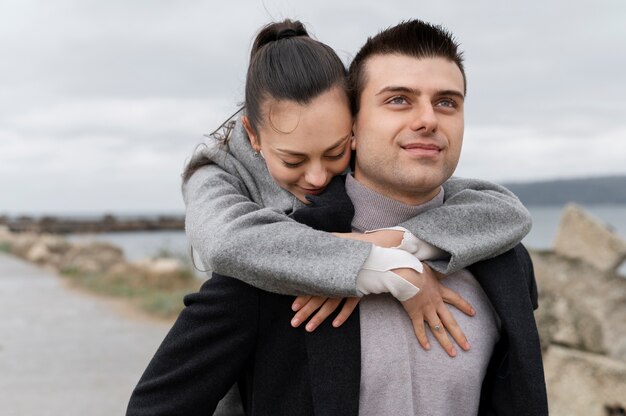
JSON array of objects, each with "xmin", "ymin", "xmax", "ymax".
[{"xmin": 299, "ymin": 186, "xmax": 325, "ymax": 195}]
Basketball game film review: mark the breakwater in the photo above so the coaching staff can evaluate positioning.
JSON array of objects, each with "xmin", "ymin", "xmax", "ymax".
[{"xmin": 0, "ymin": 214, "xmax": 184, "ymax": 234}]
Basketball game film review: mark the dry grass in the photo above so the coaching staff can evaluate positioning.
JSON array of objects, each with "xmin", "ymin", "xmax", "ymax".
[{"xmin": 61, "ymin": 266, "xmax": 202, "ymax": 319}]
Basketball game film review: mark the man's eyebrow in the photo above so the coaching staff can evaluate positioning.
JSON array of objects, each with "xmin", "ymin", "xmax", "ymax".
[
  {"xmin": 436, "ymin": 89, "xmax": 465, "ymax": 100},
  {"xmin": 376, "ymin": 86, "xmax": 465, "ymax": 101},
  {"xmin": 275, "ymin": 134, "xmax": 351, "ymax": 156},
  {"xmin": 375, "ymin": 86, "xmax": 418, "ymax": 96}
]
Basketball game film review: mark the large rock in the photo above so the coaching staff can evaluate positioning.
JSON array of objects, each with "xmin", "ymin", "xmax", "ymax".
[
  {"xmin": 60, "ymin": 242, "xmax": 125, "ymax": 274},
  {"xmin": 531, "ymin": 250, "xmax": 626, "ymax": 360},
  {"xmin": 543, "ymin": 346, "xmax": 626, "ymax": 416},
  {"xmin": 135, "ymin": 257, "xmax": 186, "ymax": 276},
  {"xmin": 25, "ymin": 242, "xmax": 51, "ymax": 264},
  {"xmin": 554, "ymin": 203, "xmax": 626, "ymax": 272},
  {"xmin": 9, "ymin": 232, "xmax": 40, "ymax": 258},
  {"xmin": 535, "ymin": 292, "xmax": 605, "ymax": 354},
  {"xmin": 0, "ymin": 224, "xmax": 12, "ymax": 242},
  {"xmin": 25, "ymin": 235, "xmax": 72, "ymax": 268},
  {"xmin": 133, "ymin": 257, "xmax": 192, "ymax": 289}
]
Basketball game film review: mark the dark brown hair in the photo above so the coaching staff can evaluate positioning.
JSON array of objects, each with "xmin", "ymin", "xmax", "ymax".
[
  {"xmin": 348, "ymin": 19, "xmax": 466, "ymax": 115},
  {"xmin": 244, "ymin": 19, "xmax": 348, "ymax": 134},
  {"xmin": 182, "ymin": 19, "xmax": 347, "ymax": 182}
]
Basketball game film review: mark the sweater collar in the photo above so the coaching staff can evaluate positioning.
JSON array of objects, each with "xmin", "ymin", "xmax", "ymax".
[{"xmin": 345, "ymin": 174, "xmax": 444, "ymax": 232}]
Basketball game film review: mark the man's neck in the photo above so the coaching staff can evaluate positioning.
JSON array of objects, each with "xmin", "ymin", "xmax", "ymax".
[
  {"xmin": 353, "ymin": 172, "xmax": 442, "ymax": 206},
  {"xmin": 345, "ymin": 174, "xmax": 444, "ymax": 232}
]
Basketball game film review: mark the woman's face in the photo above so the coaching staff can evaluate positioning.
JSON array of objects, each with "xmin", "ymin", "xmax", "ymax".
[{"xmin": 243, "ymin": 87, "xmax": 353, "ymax": 203}]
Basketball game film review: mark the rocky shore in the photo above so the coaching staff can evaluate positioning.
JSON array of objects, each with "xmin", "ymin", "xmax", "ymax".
[
  {"xmin": 0, "ymin": 224, "xmax": 199, "ymax": 318},
  {"xmin": 0, "ymin": 225, "xmax": 189, "ymax": 277},
  {"xmin": 1, "ymin": 204, "xmax": 626, "ymax": 414},
  {"xmin": 532, "ymin": 204, "xmax": 626, "ymax": 416},
  {"xmin": 0, "ymin": 214, "xmax": 184, "ymax": 234}
]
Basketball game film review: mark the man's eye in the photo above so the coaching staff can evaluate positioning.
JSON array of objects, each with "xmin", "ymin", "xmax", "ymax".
[
  {"xmin": 387, "ymin": 96, "xmax": 408, "ymax": 105},
  {"xmin": 436, "ymin": 99, "xmax": 457, "ymax": 108}
]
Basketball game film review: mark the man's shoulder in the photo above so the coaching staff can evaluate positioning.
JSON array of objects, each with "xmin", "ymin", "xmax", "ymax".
[
  {"xmin": 468, "ymin": 243, "xmax": 539, "ymax": 309},
  {"xmin": 469, "ymin": 243, "xmax": 532, "ymax": 273}
]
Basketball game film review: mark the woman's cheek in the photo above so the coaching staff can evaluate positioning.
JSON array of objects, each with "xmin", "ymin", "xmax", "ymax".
[{"xmin": 333, "ymin": 154, "xmax": 352, "ymax": 174}]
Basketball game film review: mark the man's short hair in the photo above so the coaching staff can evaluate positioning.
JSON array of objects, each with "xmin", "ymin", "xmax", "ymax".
[{"xmin": 348, "ymin": 19, "xmax": 466, "ymax": 115}]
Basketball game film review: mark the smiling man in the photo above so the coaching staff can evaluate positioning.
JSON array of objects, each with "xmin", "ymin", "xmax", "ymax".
[
  {"xmin": 343, "ymin": 20, "xmax": 547, "ymax": 415},
  {"xmin": 351, "ymin": 55, "xmax": 465, "ymax": 203}
]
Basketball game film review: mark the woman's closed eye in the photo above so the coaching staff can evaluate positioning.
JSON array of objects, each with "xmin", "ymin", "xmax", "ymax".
[
  {"xmin": 282, "ymin": 160, "xmax": 305, "ymax": 168},
  {"xmin": 325, "ymin": 150, "xmax": 346, "ymax": 160}
]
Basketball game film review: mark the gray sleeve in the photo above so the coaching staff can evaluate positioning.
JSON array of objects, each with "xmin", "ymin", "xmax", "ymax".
[
  {"xmin": 183, "ymin": 165, "xmax": 371, "ymax": 297},
  {"xmin": 399, "ymin": 177, "xmax": 532, "ymax": 274}
]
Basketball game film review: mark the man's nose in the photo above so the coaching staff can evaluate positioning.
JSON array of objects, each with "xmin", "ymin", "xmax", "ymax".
[
  {"xmin": 304, "ymin": 164, "xmax": 328, "ymax": 188},
  {"xmin": 409, "ymin": 102, "xmax": 438, "ymax": 133}
]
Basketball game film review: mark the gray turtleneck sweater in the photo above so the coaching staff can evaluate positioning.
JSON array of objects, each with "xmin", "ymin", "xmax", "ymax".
[
  {"xmin": 183, "ymin": 119, "xmax": 532, "ymax": 297},
  {"xmin": 346, "ymin": 175, "xmax": 500, "ymax": 416}
]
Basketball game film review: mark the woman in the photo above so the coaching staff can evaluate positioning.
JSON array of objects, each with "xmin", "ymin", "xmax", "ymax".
[{"xmin": 128, "ymin": 19, "xmax": 535, "ymax": 415}]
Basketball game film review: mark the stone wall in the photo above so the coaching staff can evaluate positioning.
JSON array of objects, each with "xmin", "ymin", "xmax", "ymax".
[{"xmin": 533, "ymin": 204, "xmax": 626, "ymax": 416}]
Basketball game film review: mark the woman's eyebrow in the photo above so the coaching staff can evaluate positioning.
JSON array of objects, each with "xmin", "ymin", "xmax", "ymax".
[{"xmin": 274, "ymin": 148, "xmax": 307, "ymax": 156}]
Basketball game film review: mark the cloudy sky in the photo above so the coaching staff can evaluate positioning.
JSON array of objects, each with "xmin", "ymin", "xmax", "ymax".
[{"xmin": 1, "ymin": 0, "xmax": 624, "ymax": 214}]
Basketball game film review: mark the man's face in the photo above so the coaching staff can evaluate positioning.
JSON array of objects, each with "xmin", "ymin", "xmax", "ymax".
[{"xmin": 352, "ymin": 54, "xmax": 465, "ymax": 205}]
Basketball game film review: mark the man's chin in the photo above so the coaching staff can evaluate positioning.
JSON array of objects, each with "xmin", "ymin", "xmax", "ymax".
[{"xmin": 395, "ymin": 172, "xmax": 448, "ymax": 194}]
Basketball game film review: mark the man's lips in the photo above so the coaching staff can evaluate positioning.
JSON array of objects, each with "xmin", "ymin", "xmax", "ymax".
[{"xmin": 401, "ymin": 143, "xmax": 442, "ymax": 157}]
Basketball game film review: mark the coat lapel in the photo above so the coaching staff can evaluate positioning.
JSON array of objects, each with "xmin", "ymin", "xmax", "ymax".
[
  {"xmin": 469, "ymin": 244, "xmax": 548, "ymax": 416},
  {"xmin": 293, "ymin": 175, "xmax": 361, "ymax": 415},
  {"xmin": 304, "ymin": 307, "xmax": 361, "ymax": 416}
]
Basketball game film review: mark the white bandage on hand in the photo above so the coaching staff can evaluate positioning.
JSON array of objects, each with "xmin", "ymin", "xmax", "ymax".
[
  {"xmin": 365, "ymin": 226, "xmax": 447, "ymax": 261},
  {"xmin": 356, "ymin": 245, "xmax": 423, "ymax": 301}
]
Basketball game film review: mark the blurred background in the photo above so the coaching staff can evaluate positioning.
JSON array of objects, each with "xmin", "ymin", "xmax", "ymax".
[
  {"xmin": 1, "ymin": 0, "xmax": 625, "ymax": 253},
  {"xmin": 1, "ymin": 1, "xmax": 625, "ymax": 415}
]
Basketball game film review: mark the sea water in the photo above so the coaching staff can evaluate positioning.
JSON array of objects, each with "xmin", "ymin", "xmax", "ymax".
[{"xmin": 67, "ymin": 204, "xmax": 626, "ymax": 276}]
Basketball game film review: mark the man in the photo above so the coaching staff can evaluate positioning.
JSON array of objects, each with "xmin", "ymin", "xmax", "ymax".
[
  {"xmin": 127, "ymin": 19, "xmax": 547, "ymax": 416},
  {"xmin": 341, "ymin": 20, "xmax": 547, "ymax": 415}
]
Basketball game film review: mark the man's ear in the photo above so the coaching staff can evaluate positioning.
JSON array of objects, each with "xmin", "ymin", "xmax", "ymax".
[
  {"xmin": 350, "ymin": 135, "xmax": 357, "ymax": 151},
  {"xmin": 242, "ymin": 116, "xmax": 260, "ymax": 152}
]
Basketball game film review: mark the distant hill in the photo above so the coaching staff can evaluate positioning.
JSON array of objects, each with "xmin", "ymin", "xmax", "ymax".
[{"xmin": 503, "ymin": 175, "xmax": 626, "ymax": 206}]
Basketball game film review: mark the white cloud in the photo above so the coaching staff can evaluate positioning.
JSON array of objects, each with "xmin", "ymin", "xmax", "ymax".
[{"xmin": 457, "ymin": 125, "xmax": 626, "ymax": 182}]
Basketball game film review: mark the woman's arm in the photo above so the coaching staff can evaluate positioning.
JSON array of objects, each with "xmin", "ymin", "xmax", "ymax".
[
  {"xmin": 184, "ymin": 164, "xmax": 372, "ymax": 297},
  {"xmin": 398, "ymin": 177, "xmax": 532, "ymax": 274}
]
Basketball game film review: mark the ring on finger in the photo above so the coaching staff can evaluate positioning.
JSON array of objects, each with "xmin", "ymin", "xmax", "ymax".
[{"xmin": 433, "ymin": 323, "xmax": 442, "ymax": 332}]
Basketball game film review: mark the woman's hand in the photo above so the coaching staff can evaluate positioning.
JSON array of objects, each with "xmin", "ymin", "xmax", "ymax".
[
  {"xmin": 291, "ymin": 296, "xmax": 361, "ymax": 332},
  {"xmin": 394, "ymin": 263, "xmax": 475, "ymax": 357}
]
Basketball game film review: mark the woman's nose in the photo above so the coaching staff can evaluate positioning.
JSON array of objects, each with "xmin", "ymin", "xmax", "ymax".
[{"xmin": 304, "ymin": 165, "xmax": 328, "ymax": 188}]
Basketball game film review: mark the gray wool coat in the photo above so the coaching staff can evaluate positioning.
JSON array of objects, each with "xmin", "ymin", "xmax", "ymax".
[{"xmin": 183, "ymin": 119, "xmax": 532, "ymax": 297}]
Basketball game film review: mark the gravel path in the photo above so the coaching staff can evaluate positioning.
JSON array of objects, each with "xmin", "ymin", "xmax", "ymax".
[{"xmin": 0, "ymin": 253, "xmax": 172, "ymax": 416}]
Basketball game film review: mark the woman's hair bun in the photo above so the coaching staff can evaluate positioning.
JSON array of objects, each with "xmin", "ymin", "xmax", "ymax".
[
  {"xmin": 276, "ymin": 28, "xmax": 300, "ymax": 40},
  {"xmin": 250, "ymin": 19, "xmax": 309, "ymax": 59}
]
